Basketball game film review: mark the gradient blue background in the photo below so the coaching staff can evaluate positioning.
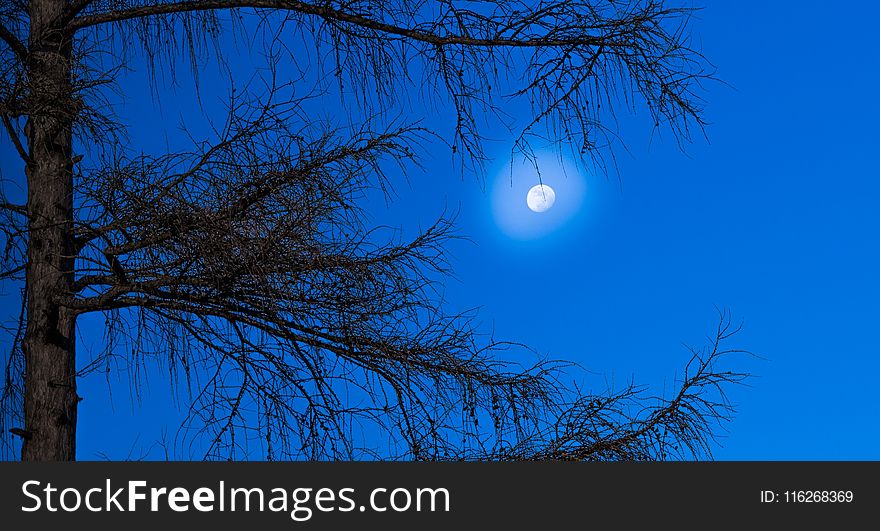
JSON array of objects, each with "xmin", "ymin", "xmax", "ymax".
[{"xmin": 3, "ymin": 1, "xmax": 879, "ymax": 459}]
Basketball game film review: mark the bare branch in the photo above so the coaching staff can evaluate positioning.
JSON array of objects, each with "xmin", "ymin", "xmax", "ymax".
[
  {"xmin": 70, "ymin": 0, "xmax": 606, "ymax": 48},
  {"xmin": 0, "ymin": 202, "xmax": 26, "ymax": 216},
  {"xmin": 0, "ymin": 22, "xmax": 26, "ymax": 62},
  {"xmin": 1, "ymin": 114, "xmax": 28, "ymax": 163}
]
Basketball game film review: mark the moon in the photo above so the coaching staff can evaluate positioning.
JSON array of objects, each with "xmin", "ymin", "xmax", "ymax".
[{"xmin": 526, "ymin": 184, "xmax": 556, "ymax": 213}]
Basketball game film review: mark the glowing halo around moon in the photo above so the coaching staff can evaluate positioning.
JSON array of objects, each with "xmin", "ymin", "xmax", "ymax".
[
  {"xmin": 490, "ymin": 151, "xmax": 588, "ymax": 240},
  {"xmin": 526, "ymin": 184, "xmax": 556, "ymax": 213}
]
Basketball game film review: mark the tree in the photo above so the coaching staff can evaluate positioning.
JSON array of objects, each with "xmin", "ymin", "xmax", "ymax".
[{"xmin": 0, "ymin": 0, "xmax": 746, "ymax": 461}]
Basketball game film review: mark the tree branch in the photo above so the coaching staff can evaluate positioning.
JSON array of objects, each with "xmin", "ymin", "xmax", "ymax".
[
  {"xmin": 68, "ymin": 0, "xmax": 607, "ymax": 48},
  {"xmin": 0, "ymin": 22, "xmax": 26, "ymax": 62},
  {"xmin": 0, "ymin": 202, "xmax": 26, "ymax": 216},
  {"xmin": 1, "ymin": 114, "xmax": 29, "ymax": 164}
]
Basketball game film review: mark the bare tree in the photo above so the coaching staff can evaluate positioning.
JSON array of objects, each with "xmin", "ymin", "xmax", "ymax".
[{"xmin": 0, "ymin": 0, "xmax": 745, "ymax": 461}]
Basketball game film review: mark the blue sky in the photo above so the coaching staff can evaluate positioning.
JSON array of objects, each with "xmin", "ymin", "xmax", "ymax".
[{"xmin": 4, "ymin": 1, "xmax": 880, "ymax": 460}]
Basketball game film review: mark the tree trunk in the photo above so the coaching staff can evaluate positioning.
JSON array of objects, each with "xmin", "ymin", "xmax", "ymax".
[{"xmin": 21, "ymin": 0, "xmax": 78, "ymax": 461}]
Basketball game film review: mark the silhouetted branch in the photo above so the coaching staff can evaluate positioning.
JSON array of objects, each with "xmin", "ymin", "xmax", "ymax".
[
  {"xmin": 516, "ymin": 312, "xmax": 749, "ymax": 461},
  {"xmin": 0, "ymin": 22, "xmax": 26, "ymax": 62},
  {"xmin": 0, "ymin": 201, "xmax": 25, "ymax": 216},
  {"xmin": 1, "ymin": 113, "xmax": 28, "ymax": 163},
  {"xmin": 68, "ymin": 0, "xmax": 711, "ymax": 171},
  {"xmin": 71, "ymin": 0, "xmax": 609, "ymax": 48}
]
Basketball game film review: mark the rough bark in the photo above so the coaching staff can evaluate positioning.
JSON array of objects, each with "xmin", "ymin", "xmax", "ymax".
[{"xmin": 21, "ymin": 0, "xmax": 78, "ymax": 461}]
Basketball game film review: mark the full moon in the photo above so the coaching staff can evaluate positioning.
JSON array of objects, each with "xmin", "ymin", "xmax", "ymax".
[{"xmin": 526, "ymin": 184, "xmax": 556, "ymax": 213}]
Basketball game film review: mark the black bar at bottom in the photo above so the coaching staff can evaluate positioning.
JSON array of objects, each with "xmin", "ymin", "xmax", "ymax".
[{"xmin": 0, "ymin": 462, "xmax": 874, "ymax": 529}]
